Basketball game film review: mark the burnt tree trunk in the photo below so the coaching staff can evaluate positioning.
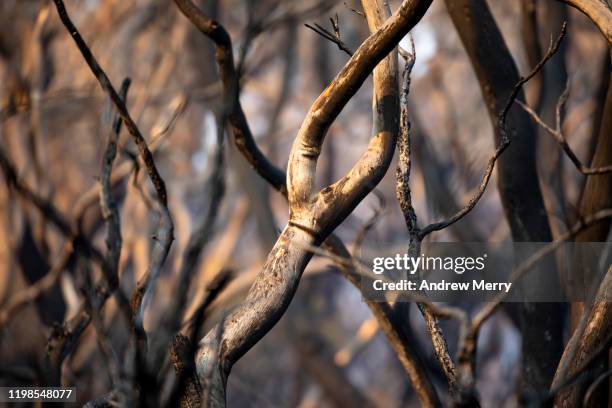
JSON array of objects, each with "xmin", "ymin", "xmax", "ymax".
[{"xmin": 444, "ymin": 0, "xmax": 564, "ymax": 399}]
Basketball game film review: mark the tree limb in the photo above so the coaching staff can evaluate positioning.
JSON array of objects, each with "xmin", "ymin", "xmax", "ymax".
[
  {"xmin": 559, "ymin": 0, "xmax": 612, "ymax": 44},
  {"xmin": 175, "ymin": 0, "xmax": 435, "ymax": 406}
]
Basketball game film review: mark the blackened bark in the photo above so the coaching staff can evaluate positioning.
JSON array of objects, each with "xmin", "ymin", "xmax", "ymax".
[
  {"xmin": 444, "ymin": 0, "xmax": 564, "ymax": 399},
  {"xmin": 553, "ymin": 269, "xmax": 612, "ymax": 407},
  {"xmin": 534, "ymin": 2, "xmax": 569, "ymax": 240},
  {"xmin": 555, "ymin": 63, "xmax": 612, "ymax": 408},
  {"xmin": 576, "ymin": 67, "xmax": 612, "ymax": 245}
]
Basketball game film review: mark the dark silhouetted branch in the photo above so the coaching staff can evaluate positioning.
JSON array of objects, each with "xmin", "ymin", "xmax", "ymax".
[
  {"xmin": 304, "ymin": 14, "xmax": 354, "ymax": 57},
  {"xmin": 174, "ymin": 0, "xmax": 287, "ymax": 196},
  {"xmin": 419, "ymin": 22, "xmax": 566, "ymax": 239},
  {"xmin": 517, "ymin": 79, "xmax": 612, "ymax": 175},
  {"xmin": 51, "ymin": 1, "xmax": 175, "ymax": 348}
]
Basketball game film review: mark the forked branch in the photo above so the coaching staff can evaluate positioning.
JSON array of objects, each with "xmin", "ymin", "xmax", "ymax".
[
  {"xmin": 305, "ymin": 14, "xmax": 354, "ymax": 57},
  {"xmin": 51, "ymin": 0, "xmax": 174, "ymax": 341},
  {"xmin": 418, "ymin": 22, "xmax": 567, "ymax": 238},
  {"xmin": 173, "ymin": 0, "xmax": 435, "ymax": 406},
  {"xmin": 517, "ymin": 80, "xmax": 612, "ymax": 175}
]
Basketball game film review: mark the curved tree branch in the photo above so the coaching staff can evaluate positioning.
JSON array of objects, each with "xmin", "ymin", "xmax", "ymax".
[
  {"xmin": 174, "ymin": 0, "xmax": 287, "ymax": 195},
  {"xmin": 287, "ymin": 0, "xmax": 431, "ymax": 212},
  {"xmin": 559, "ymin": 0, "xmax": 612, "ymax": 44},
  {"xmin": 174, "ymin": 1, "xmax": 440, "ymax": 405},
  {"xmin": 174, "ymin": 0, "xmax": 435, "ymax": 406}
]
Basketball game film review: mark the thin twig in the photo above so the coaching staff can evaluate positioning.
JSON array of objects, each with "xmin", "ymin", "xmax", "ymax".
[
  {"xmin": 0, "ymin": 144, "xmax": 113, "ymax": 331},
  {"xmin": 304, "ymin": 18, "xmax": 354, "ymax": 57},
  {"xmin": 395, "ymin": 39, "xmax": 458, "ymax": 396},
  {"xmin": 152, "ymin": 112, "xmax": 226, "ymax": 374},
  {"xmin": 51, "ymin": 0, "xmax": 175, "ymax": 344},
  {"xmin": 42, "ymin": 79, "xmax": 134, "ymax": 388},
  {"xmin": 80, "ymin": 257, "xmax": 123, "ymax": 401},
  {"xmin": 0, "ymin": 146, "xmax": 100, "ymax": 256},
  {"xmin": 517, "ymin": 80, "xmax": 612, "ymax": 175},
  {"xmin": 44, "ymin": 91, "xmax": 183, "ymax": 384},
  {"xmin": 100, "ymin": 78, "xmax": 130, "ymax": 294},
  {"xmin": 174, "ymin": 0, "xmax": 287, "ymax": 196},
  {"xmin": 418, "ymin": 22, "xmax": 567, "ymax": 238},
  {"xmin": 353, "ymin": 189, "xmax": 386, "ymax": 255},
  {"xmin": 52, "ymin": 0, "xmax": 169, "ymax": 206},
  {"xmin": 473, "ymin": 211, "xmax": 612, "ymax": 330},
  {"xmin": 455, "ymin": 209, "xmax": 612, "ymax": 404},
  {"xmin": 72, "ymin": 94, "xmax": 187, "ymax": 231},
  {"xmin": 396, "ymin": 35, "xmax": 418, "ymax": 243},
  {"xmin": 0, "ymin": 241, "xmax": 74, "ymax": 330},
  {"xmin": 344, "ymin": 2, "xmax": 365, "ymax": 17},
  {"xmin": 294, "ymin": 238, "xmax": 470, "ymax": 334},
  {"xmin": 96, "ymin": 79, "xmax": 132, "ymax": 404},
  {"xmin": 175, "ymin": 1, "xmax": 439, "ymax": 405},
  {"xmin": 51, "ymin": 4, "xmax": 176, "ymax": 402}
]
